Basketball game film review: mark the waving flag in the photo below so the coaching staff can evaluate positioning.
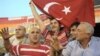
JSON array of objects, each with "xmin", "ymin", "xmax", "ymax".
[{"xmin": 32, "ymin": 0, "xmax": 95, "ymax": 27}]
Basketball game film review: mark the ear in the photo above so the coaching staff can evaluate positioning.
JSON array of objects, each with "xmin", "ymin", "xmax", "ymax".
[{"xmin": 86, "ymin": 33, "xmax": 91, "ymax": 38}]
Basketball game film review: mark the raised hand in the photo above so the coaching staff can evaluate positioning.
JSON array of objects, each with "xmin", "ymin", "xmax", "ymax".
[
  {"xmin": 50, "ymin": 32, "xmax": 60, "ymax": 51},
  {"xmin": 29, "ymin": 0, "xmax": 35, "ymax": 6},
  {"xmin": 0, "ymin": 27, "xmax": 12, "ymax": 40}
]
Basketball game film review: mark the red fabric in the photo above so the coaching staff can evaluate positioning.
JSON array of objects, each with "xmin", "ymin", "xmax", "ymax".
[
  {"xmin": 77, "ymin": 0, "xmax": 95, "ymax": 26},
  {"xmin": 12, "ymin": 44, "xmax": 50, "ymax": 56},
  {"xmin": 32, "ymin": 0, "xmax": 95, "ymax": 27}
]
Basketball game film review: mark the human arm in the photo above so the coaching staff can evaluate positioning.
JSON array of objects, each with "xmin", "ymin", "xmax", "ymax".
[
  {"xmin": 29, "ymin": 0, "xmax": 46, "ymax": 32},
  {"xmin": 0, "ymin": 28, "xmax": 13, "ymax": 52},
  {"xmin": 50, "ymin": 32, "xmax": 63, "ymax": 56}
]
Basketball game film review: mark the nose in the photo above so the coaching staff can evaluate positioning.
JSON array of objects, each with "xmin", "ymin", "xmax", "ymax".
[
  {"xmin": 33, "ymin": 32, "xmax": 39, "ymax": 37},
  {"xmin": 33, "ymin": 33, "xmax": 37, "ymax": 36},
  {"xmin": 73, "ymin": 29, "xmax": 77, "ymax": 35},
  {"xmin": 51, "ymin": 23, "xmax": 55, "ymax": 26},
  {"xmin": 74, "ymin": 30, "xmax": 77, "ymax": 34}
]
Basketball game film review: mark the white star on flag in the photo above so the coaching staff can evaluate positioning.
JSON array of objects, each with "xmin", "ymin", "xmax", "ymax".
[{"xmin": 62, "ymin": 6, "xmax": 71, "ymax": 15}]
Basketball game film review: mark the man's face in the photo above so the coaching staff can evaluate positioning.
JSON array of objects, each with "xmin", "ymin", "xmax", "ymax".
[
  {"xmin": 15, "ymin": 26, "xmax": 26, "ymax": 38},
  {"xmin": 50, "ymin": 19, "xmax": 59, "ymax": 32},
  {"xmin": 70, "ymin": 26, "xmax": 77, "ymax": 38},
  {"xmin": 76, "ymin": 24, "xmax": 88, "ymax": 41},
  {"xmin": 29, "ymin": 28, "xmax": 40, "ymax": 43}
]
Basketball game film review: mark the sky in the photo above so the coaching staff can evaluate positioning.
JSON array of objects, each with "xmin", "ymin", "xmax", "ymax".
[{"xmin": 0, "ymin": 0, "xmax": 42, "ymax": 18}]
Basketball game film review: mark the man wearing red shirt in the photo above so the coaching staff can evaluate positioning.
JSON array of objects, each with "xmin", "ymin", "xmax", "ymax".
[{"xmin": 0, "ymin": 27, "xmax": 51, "ymax": 56}]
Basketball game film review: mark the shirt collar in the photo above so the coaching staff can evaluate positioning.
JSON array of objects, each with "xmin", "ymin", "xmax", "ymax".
[{"xmin": 77, "ymin": 36, "xmax": 94, "ymax": 48}]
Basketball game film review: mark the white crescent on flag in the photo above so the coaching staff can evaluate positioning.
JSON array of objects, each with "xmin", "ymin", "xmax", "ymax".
[
  {"xmin": 56, "ymin": 18, "xmax": 63, "ymax": 20},
  {"xmin": 43, "ymin": 2, "xmax": 71, "ymax": 21},
  {"xmin": 43, "ymin": 2, "xmax": 60, "ymax": 13}
]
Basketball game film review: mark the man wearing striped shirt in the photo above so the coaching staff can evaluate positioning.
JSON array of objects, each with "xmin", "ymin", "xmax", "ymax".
[{"xmin": 0, "ymin": 27, "xmax": 51, "ymax": 56}]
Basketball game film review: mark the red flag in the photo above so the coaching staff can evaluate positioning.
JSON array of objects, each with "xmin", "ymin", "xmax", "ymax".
[
  {"xmin": 32, "ymin": 0, "xmax": 95, "ymax": 27},
  {"xmin": 77, "ymin": 0, "xmax": 95, "ymax": 26}
]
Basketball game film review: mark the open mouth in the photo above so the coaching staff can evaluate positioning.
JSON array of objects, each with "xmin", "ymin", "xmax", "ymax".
[{"xmin": 33, "ymin": 37, "xmax": 38, "ymax": 40}]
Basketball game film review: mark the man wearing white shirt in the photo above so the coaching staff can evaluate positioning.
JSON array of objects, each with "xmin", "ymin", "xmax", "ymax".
[
  {"xmin": 62, "ymin": 22, "xmax": 100, "ymax": 56},
  {"xmin": 4, "ymin": 25, "xmax": 29, "ymax": 56},
  {"xmin": 9, "ymin": 25, "xmax": 29, "ymax": 45}
]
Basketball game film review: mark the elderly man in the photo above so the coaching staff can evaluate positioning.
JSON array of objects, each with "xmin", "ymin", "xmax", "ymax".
[
  {"xmin": 62, "ymin": 22, "xmax": 100, "ymax": 56},
  {"xmin": 0, "ymin": 27, "xmax": 51, "ymax": 56},
  {"xmin": 0, "ymin": 25, "xmax": 29, "ymax": 56},
  {"xmin": 10, "ymin": 25, "xmax": 29, "ymax": 45}
]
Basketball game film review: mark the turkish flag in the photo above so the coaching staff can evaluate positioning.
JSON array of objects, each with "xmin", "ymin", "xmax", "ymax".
[
  {"xmin": 32, "ymin": 0, "xmax": 95, "ymax": 27},
  {"xmin": 77, "ymin": 0, "xmax": 95, "ymax": 26}
]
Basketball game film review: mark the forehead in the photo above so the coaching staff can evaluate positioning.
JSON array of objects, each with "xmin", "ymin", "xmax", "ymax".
[
  {"xmin": 77, "ymin": 24, "xmax": 86, "ymax": 31},
  {"xmin": 30, "ymin": 28, "xmax": 40, "ymax": 32},
  {"xmin": 71, "ymin": 25, "xmax": 77, "ymax": 29},
  {"xmin": 16, "ymin": 26, "xmax": 24, "ymax": 29},
  {"xmin": 51, "ymin": 19, "xmax": 58, "ymax": 22}
]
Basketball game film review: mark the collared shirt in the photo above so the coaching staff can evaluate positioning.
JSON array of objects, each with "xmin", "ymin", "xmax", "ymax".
[
  {"xmin": 10, "ymin": 35, "xmax": 29, "ymax": 45},
  {"xmin": 62, "ymin": 36, "xmax": 100, "ymax": 56}
]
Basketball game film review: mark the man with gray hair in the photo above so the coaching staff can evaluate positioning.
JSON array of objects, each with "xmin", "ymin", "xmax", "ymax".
[{"xmin": 62, "ymin": 22, "xmax": 100, "ymax": 56}]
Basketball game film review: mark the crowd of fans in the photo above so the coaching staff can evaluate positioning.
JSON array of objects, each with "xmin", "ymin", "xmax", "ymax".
[{"xmin": 0, "ymin": 0, "xmax": 100, "ymax": 56}]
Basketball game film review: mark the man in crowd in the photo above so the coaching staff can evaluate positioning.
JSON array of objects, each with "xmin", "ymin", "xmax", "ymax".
[
  {"xmin": 9, "ymin": 25, "xmax": 29, "ymax": 45},
  {"xmin": 0, "ymin": 25, "xmax": 29, "ymax": 56},
  {"xmin": 68, "ymin": 22, "xmax": 80, "ymax": 42},
  {"xmin": 62, "ymin": 22, "xmax": 100, "ymax": 56},
  {"xmin": 0, "ymin": 27, "xmax": 51, "ymax": 56}
]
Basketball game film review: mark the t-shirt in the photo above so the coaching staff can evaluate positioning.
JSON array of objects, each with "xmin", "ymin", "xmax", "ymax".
[{"xmin": 11, "ymin": 44, "xmax": 50, "ymax": 56}]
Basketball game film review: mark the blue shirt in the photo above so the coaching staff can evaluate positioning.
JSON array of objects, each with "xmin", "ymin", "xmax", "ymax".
[{"xmin": 62, "ymin": 36, "xmax": 100, "ymax": 56}]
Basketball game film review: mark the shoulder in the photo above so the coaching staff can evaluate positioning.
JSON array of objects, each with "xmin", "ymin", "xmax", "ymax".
[
  {"xmin": 92, "ymin": 36, "xmax": 100, "ymax": 42},
  {"xmin": 9, "ymin": 35, "xmax": 16, "ymax": 41},
  {"xmin": 65, "ymin": 40, "xmax": 78, "ymax": 48},
  {"xmin": 90, "ymin": 36, "xmax": 100, "ymax": 49}
]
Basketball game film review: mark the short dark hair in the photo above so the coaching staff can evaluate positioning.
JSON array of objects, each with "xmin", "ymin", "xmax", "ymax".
[
  {"xmin": 70, "ymin": 22, "xmax": 80, "ymax": 29},
  {"xmin": 47, "ymin": 16, "xmax": 55, "ymax": 20}
]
